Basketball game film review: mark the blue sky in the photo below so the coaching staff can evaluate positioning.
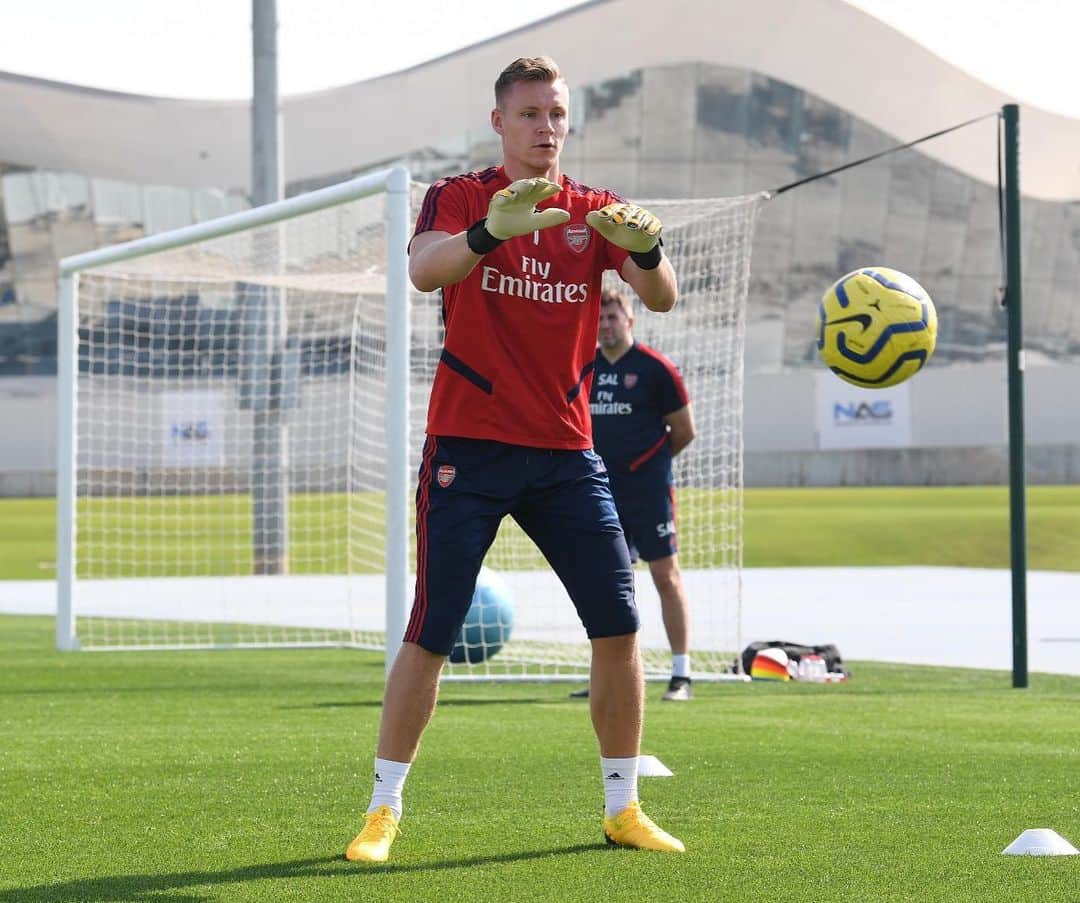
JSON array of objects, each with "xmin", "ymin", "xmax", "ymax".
[{"xmin": 0, "ymin": 0, "xmax": 1075, "ymax": 116}]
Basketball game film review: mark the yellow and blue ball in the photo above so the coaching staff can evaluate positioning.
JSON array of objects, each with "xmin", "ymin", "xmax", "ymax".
[{"xmin": 817, "ymin": 267, "xmax": 938, "ymax": 389}]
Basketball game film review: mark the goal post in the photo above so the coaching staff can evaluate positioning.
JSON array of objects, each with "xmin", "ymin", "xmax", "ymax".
[
  {"xmin": 55, "ymin": 167, "xmax": 764, "ymax": 681},
  {"xmin": 56, "ymin": 166, "xmax": 413, "ymax": 654}
]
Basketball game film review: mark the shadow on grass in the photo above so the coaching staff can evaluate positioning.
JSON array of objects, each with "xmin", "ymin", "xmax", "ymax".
[{"xmin": 1, "ymin": 844, "xmax": 605, "ymax": 901}]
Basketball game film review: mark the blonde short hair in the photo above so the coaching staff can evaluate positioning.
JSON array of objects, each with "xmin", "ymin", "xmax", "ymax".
[{"xmin": 495, "ymin": 56, "xmax": 562, "ymax": 106}]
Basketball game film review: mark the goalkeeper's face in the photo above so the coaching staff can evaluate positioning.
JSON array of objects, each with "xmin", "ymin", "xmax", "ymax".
[{"xmin": 492, "ymin": 78, "xmax": 570, "ymax": 177}]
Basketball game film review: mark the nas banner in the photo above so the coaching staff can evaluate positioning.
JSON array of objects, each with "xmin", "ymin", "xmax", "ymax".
[
  {"xmin": 161, "ymin": 390, "xmax": 225, "ymax": 466},
  {"xmin": 815, "ymin": 373, "xmax": 911, "ymax": 450}
]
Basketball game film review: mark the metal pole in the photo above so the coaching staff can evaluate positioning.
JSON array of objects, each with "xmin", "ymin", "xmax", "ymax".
[
  {"xmin": 252, "ymin": 0, "xmax": 282, "ymax": 208},
  {"xmin": 251, "ymin": 0, "xmax": 288, "ymax": 574},
  {"xmin": 56, "ymin": 274, "xmax": 80, "ymax": 650},
  {"xmin": 384, "ymin": 167, "xmax": 411, "ymax": 676},
  {"xmin": 1002, "ymin": 104, "xmax": 1027, "ymax": 688}
]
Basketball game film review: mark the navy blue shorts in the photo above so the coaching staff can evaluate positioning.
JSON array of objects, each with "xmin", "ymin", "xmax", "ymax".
[
  {"xmin": 608, "ymin": 468, "xmax": 678, "ymax": 563},
  {"xmin": 404, "ymin": 437, "xmax": 638, "ymax": 655}
]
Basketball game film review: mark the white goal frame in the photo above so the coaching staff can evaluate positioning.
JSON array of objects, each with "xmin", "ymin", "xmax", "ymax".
[{"xmin": 55, "ymin": 166, "xmax": 414, "ymax": 665}]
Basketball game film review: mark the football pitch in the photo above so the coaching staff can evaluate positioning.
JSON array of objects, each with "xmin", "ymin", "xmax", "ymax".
[
  {"xmin": 1, "ymin": 615, "xmax": 1078, "ymax": 901},
  {"xmin": 2, "ymin": 486, "xmax": 1079, "ymax": 900}
]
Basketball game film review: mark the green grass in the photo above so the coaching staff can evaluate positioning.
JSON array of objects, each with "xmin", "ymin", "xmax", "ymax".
[
  {"xmin": 0, "ymin": 616, "xmax": 1077, "ymax": 901},
  {"xmin": 3, "ymin": 486, "xmax": 1080, "ymax": 580},
  {"xmin": 742, "ymin": 486, "xmax": 1080, "ymax": 570}
]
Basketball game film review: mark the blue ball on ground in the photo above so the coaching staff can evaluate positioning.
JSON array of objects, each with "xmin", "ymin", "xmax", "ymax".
[{"xmin": 449, "ymin": 566, "xmax": 515, "ymax": 664}]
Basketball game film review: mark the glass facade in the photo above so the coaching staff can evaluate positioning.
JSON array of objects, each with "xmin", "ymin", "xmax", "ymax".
[
  {"xmin": 0, "ymin": 170, "xmax": 246, "ymax": 374},
  {"xmin": 1, "ymin": 61, "xmax": 1077, "ymax": 377},
  {"xmin": 392, "ymin": 63, "xmax": 1080, "ymax": 371}
]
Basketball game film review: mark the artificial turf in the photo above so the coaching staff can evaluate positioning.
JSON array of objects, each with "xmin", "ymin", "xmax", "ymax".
[{"xmin": 1, "ymin": 615, "xmax": 1077, "ymax": 902}]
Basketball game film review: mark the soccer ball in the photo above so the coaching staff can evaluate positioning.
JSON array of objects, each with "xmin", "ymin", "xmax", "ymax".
[
  {"xmin": 449, "ymin": 566, "xmax": 515, "ymax": 664},
  {"xmin": 817, "ymin": 267, "xmax": 938, "ymax": 388}
]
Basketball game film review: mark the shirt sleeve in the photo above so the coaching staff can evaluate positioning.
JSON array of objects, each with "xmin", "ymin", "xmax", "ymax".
[
  {"xmin": 412, "ymin": 177, "xmax": 472, "ymax": 244},
  {"xmin": 596, "ymin": 190, "xmax": 630, "ymax": 273},
  {"xmin": 656, "ymin": 356, "xmax": 690, "ymax": 415}
]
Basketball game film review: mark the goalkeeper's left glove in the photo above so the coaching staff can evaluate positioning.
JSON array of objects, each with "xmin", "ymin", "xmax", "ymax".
[{"xmin": 586, "ymin": 203, "xmax": 664, "ymax": 269}]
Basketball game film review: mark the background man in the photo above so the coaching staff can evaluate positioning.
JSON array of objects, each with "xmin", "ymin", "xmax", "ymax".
[{"xmin": 576, "ymin": 288, "xmax": 696, "ymax": 701}]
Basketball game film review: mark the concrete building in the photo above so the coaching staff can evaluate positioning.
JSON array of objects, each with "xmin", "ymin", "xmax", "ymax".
[{"xmin": 1, "ymin": 0, "xmax": 1078, "ymax": 493}]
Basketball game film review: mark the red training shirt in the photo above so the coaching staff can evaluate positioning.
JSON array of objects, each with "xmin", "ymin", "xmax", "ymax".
[{"xmin": 412, "ymin": 165, "xmax": 629, "ymax": 449}]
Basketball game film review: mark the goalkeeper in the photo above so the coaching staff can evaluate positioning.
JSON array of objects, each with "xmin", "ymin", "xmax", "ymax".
[{"xmin": 346, "ymin": 56, "xmax": 683, "ymax": 863}]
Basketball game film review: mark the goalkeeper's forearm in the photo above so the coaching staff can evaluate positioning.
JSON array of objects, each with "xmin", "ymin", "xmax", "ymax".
[
  {"xmin": 622, "ymin": 255, "xmax": 678, "ymax": 313},
  {"xmin": 408, "ymin": 231, "xmax": 487, "ymax": 293}
]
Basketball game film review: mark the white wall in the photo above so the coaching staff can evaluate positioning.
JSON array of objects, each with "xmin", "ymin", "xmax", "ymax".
[
  {"xmin": 0, "ymin": 376, "xmax": 56, "ymax": 471},
  {"xmin": 4, "ymin": 363, "xmax": 1080, "ymax": 494},
  {"xmin": 745, "ymin": 361, "xmax": 1080, "ymax": 450}
]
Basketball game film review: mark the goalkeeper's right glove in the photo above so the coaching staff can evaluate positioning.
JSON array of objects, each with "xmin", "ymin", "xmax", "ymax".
[{"xmin": 466, "ymin": 178, "xmax": 570, "ymax": 254}]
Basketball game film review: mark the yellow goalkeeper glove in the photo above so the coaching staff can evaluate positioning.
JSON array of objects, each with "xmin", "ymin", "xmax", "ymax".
[
  {"xmin": 487, "ymin": 178, "xmax": 570, "ymax": 238},
  {"xmin": 586, "ymin": 203, "xmax": 664, "ymax": 269},
  {"xmin": 467, "ymin": 178, "xmax": 570, "ymax": 253}
]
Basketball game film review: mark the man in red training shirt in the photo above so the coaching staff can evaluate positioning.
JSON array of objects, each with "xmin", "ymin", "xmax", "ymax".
[{"xmin": 346, "ymin": 55, "xmax": 684, "ymax": 863}]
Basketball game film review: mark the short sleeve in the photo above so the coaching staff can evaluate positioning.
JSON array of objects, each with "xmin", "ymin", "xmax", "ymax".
[
  {"xmin": 657, "ymin": 357, "xmax": 690, "ymax": 415},
  {"xmin": 595, "ymin": 190, "xmax": 630, "ymax": 273},
  {"xmin": 603, "ymin": 239, "xmax": 631, "ymax": 273},
  {"xmin": 412, "ymin": 177, "xmax": 471, "ymax": 245}
]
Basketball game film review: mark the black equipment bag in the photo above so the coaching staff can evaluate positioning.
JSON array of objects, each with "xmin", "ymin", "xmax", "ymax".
[{"xmin": 738, "ymin": 640, "xmax": 848, "ymax": 676}]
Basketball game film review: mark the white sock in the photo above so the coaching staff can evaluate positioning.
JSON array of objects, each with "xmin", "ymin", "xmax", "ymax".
[
  {"xmin": 601, "ymin": 756, "xmax": 639, "ymax": 818},
  {"xmin": 368, "ymin": 757, "xmax": 411, "ymax": 819},
  {"xmin": 672, "ymin": 653, "xmax": 691, "ymax": 679}
]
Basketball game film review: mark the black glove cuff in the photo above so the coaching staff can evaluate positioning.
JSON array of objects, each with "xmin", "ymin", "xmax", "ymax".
[
  {"xmin": 629, "ymin": 241, "xmax": 663, "ymax": 270},
  {"xmin": 466, "ymin": 219, "xmax": 504, "ymax": 255}
]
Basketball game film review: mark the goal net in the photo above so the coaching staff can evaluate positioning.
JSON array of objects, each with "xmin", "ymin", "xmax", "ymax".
[{"xmin": 56, "ymin": 167, "xmax": 764, "ymax": 679}]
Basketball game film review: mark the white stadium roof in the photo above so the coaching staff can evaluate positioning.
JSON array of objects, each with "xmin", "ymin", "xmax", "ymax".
[{"xmin": 1, "ymin": 0, "xmax": 1077, "ymax": 200}]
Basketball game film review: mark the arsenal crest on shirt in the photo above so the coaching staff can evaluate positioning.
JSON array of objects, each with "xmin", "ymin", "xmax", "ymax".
[
  {"xmin": 564, "ymin": 223, "xmax": 590, "ymax": 254},
  {"xmin": 437, "ymin": 464, "xmax": 456, "ymax": 488},
  {"xmin": 623, "ymin": 373, "xmax": 639, "ymax": 389}
]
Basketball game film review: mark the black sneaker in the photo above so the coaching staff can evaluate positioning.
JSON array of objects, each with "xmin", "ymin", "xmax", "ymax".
[
  {"xmin": 661, "ymin": 676, "xmax": 692, "ymax": 701},
  {"xmin": 568, "ymin": 686, "xmax": 590, "ymax": 699}
]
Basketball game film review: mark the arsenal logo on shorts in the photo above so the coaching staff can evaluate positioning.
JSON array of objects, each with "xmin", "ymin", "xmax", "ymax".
[
  {"xmin": 437, "ymin": 464, "xmax": 456, "ymax": 488},
  {"xmin": 623, "ymin": 373, "xmax": 638, "ymax": 389},
  {"xmin": 564, "ymin": 223, "xmax": 590, "ymax": 254}
]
